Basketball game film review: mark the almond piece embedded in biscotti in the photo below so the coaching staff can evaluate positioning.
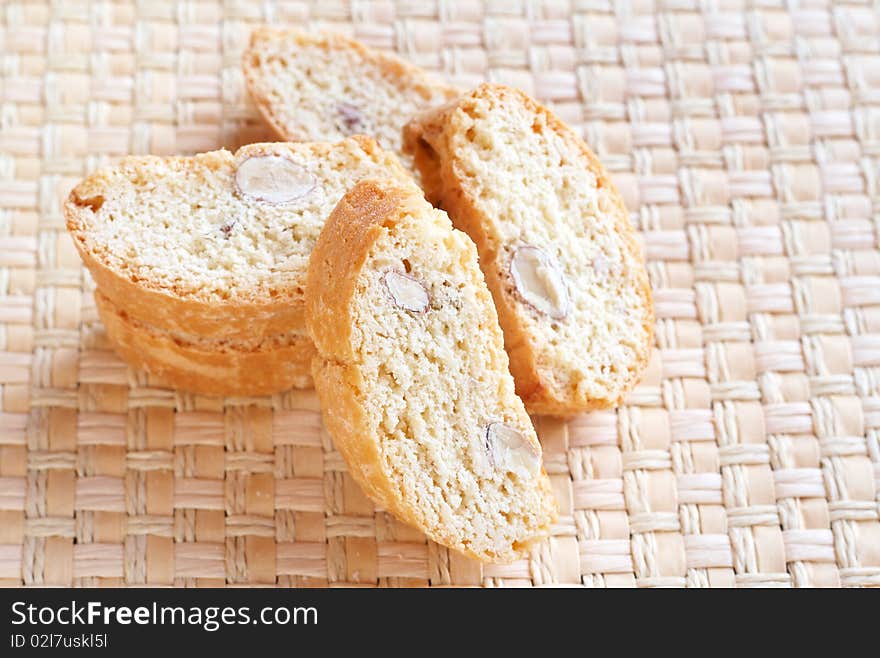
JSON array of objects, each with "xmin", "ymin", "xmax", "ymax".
[
  {"xmin": 383, "ymin": 271, "xmax": 429, "ymax": 313},
  {"xmin": 485, "ymin": 422, "xmax": 541, "ymax": 477},
  {"xmin": 234, "ymin": 154, "xmax": 316, "ymax": 204},
  {"xmin": 242, "ymin": 28, "xmax": 461, "ymax": 164},
  {"xmin": 510, "ymin": 245, "xmax": 569, "ymax": 319},
  {"xmin": 336, "ymin": 102, "xmax": 364, "ymax": 133}
]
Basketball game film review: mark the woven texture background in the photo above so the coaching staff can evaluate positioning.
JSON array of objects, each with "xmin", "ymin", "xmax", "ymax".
[{"xmin": 2, "ymin": 0, "xmax": 880, "ymax": 587}]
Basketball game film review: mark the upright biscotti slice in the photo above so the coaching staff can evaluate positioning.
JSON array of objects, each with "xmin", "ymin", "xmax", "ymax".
[
  {"xmin": 66, "ymin": 136, "xmax": 412, "ymax": 341},
  {"xmin": 306, "ymin": 179, "xmax": 557, "ymax": 562},
  {"xmin": 243, "ymin": 28, "xmax": 460, "ymax": 165},
  {"xmin": 404, "ymin": 84, "xmax": 654, "ymax": 415},
  {"xmin": 95, "ymin": 292, "xmax": 314, "ymax": 397}
]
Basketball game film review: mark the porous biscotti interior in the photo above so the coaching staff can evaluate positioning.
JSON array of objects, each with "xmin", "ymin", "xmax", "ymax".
[
  {"xmin": 245, "ymin": 30, "xmax": 457, "ymax": 157},
  {"xmin": 442, "ymin": 92, "xmax": 651, "ymax": 402},
  {"xmin": 350, "ymin": 204, "xmax": 552, "ymax": 559},
  {"xmin": 69, "ymin": 139, "xmax": 405, "ymax": 304}
]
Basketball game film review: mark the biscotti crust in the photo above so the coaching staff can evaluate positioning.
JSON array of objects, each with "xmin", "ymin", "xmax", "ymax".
[
  {"xmin": 306, "ymin": 179, "xmax": 557, "ymax": 562},
  {"xmin": 404, "ymin": 84, "xmax": 654, "ymax": 416},
  {"xmin": 95, "ymin": 291, "xmax": 313, "ymax": 397},
  {"xmin": 307, "ymin": 183, "xmax": 434, "ymax": 523},
  {"xmin": 66, "ymin": 136, "xmax": 411, "ymax": 341}
]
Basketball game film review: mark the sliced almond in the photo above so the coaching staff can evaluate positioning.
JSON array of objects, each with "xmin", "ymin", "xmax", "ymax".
[
  {"xmin": 337, "ymin": 103, "xmax": 364, "ymax": 133},
  {"xmin": 484, "ymin": 422, "xmax": 541, "ymax": 477},
  {"xmin": 510, "ymin": 245, "xmax": 569, "ymax": 319},
  {"xmin": 383, "ymin": 271, "xmax": 429, "ymax": 313},
  {"xmin": 234, "ymin": 154, "xmax": 316, "ymax": 204}
]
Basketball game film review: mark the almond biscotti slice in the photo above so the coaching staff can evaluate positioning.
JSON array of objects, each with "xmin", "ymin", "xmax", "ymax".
[
  {"xmin": 404, "ymin": 83, "xmax": 654, "ymax": 416},
  {"xmin": 66, "ymin": 136, "xmax": 412, "ymax": 341},
  {"xmin": 306, "ymin": 179, "xmax": 557, "ymax": 562},
  {"xmin": 95, "ymin": 291, "xmax": 313, "ymax": 397},
  {"xmin": 242, "ymin": 28, "xmax": 460, "ymax": 166}
]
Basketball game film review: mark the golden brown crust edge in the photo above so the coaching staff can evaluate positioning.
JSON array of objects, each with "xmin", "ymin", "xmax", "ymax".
[
  {"xmin": 69, "ymin": 230, "xmax": 306, "ymax": 339},
  {"xmin": 305, "ymin": 180, "xmax": 422, "ymax": 361},
  {"xmin": 65, "ymin": 136, "xmax": 407, "ymax": 341},
  {"xmin": 305, "ymin": 180, "xmax": 435, "ymax": 538},
  {"xmin": 95, "ymin": 291, "xmax": 314, "ymax": 397},
  {"xmin": 242, "ymin": 27, "xmax": 461, "ymax": 144},
  {"xmin": 403, "ymin": 84, "xmax": 654, "ymax": 416}
]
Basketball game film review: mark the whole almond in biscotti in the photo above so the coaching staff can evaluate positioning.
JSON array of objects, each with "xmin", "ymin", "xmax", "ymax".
[
  {"xmin": 234, "ymin": 154, "xmax": 316, "ymax": 203},
  {"xmin": 65, "ymin": 136, "xmax": 413, "ymax": 343},
  {"xmin": 382, "ymin": 271, "xmax": 430, "ymax": 313},
  {"xmin": 305, "ymin": 179, "xmax": 557, "ymax": 563},
  {"xmin": 509, "ymin": 245, "xmax": 570, "ymax": 320},
  {"xmin": 242, "ymin": 28, "xmax": 460, "ymax": 169},
  {"xmin": 404, "ymin": 83, "xmax": 654, "ymax": 416}
]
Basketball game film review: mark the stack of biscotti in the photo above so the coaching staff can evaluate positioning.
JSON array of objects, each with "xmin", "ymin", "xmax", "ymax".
[
  {"xmin": 65, "ymin": 137, "xmax": 412, "ymax": 396},
  {"xmin": 242, "ymin": 29, "xmax": 653, "ymax": 415},
  {"xmin": 64, "ymin": 27, "xmax": 655, "ymax": 562}
]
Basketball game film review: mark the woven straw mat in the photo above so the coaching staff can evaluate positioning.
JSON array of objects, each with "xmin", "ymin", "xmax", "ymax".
[{"xmin": 1, "ymin": 1, "xmax": 879, "ymax": 588}]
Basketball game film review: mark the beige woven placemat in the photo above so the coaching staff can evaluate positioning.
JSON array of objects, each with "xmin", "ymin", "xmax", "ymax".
[{"xmin": 1, "ymin": 0, "xmax": 879, "ymax": 588}]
